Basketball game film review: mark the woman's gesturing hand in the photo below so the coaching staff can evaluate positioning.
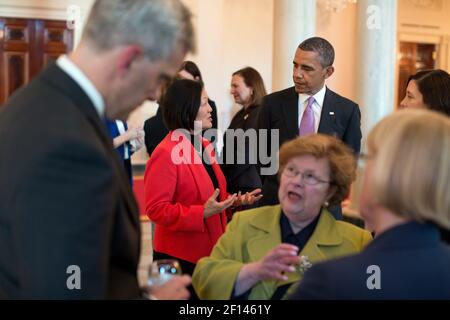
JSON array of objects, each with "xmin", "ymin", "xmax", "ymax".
[
  {"xmin": 204, "ymin": 189, "xmax": 237, "ymax": 218},
  {"xmin": 233, "ymin": 188, "xmax": 263, "ymax": 207}
]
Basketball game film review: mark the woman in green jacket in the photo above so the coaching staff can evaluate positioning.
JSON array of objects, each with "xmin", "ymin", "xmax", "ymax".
[{"xmin": 192, "ymin": 134, "xmax": 372, "ymax": 300}]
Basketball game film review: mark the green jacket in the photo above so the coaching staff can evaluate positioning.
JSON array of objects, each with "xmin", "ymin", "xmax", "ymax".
[{"xmin": 192, "ymin": 205, "xmax": 372, "ymax": 300}]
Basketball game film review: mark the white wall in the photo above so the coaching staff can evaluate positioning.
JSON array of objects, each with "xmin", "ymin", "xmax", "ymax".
[
  {"xmin": 184, "ymin": 0, "xmax": 274, "ymax": 135},
  {"xmin": 130, "ymin": 0, "xmax": 274, "ymax": 164},
  {"xmin": 398, "ymin": 0, "xmax": 450, "ymax": 38},
  {"xmin": 219, "ymin": 0, "xmax": 274, "ymax": 125},
  {"xmin": 316, "ymin": 1, "xmax": 358, "ymax": 102}
]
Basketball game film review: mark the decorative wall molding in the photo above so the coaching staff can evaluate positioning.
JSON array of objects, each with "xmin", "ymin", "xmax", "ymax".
[
  {"xmin": 401, "ymin": 23, "xmax": 441, "ymax": 31},
  {"xmin": 0, "ymin": 4, "xmax": 67, "ymax": 20},
  {"xmin": 0, "ymin": 1, "xmax": 92, "ymax": 45},
  {"xmin": 398, "ymin": 31, "xmax": 449, "ymax": 70},
  {"xmin": 399, "ymin": 32, "xmax": 442, "ymax": 44},
  {"xmin": 409, "ymin": 0, "xmax": 443, "ymax": 11}
]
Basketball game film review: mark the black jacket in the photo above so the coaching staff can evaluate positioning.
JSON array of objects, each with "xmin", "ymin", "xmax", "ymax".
[
  {"xmin": 257, "ymin": 87, "xmax": 362, "ymax": 218},
  {"xmin": 0, "ymin": 64, "xmax": 141, "ymax": 299},
  {"xmin": 221, "ymin": 104, "xmax": 262, "ymax": 194}
]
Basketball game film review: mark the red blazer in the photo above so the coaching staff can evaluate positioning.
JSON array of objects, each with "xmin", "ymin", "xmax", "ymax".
[{"xmin": 144, "ymin": 131, "xmax": 228, "ymax": 264}]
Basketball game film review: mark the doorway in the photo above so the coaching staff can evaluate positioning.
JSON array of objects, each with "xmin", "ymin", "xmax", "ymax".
[
  {"xmin": 397, "ymin": 42, "xmax": 437, "ymax": 108},
  {"xmin": 0, "ymin": 17, "xmax": 73, "ymax": 106}
]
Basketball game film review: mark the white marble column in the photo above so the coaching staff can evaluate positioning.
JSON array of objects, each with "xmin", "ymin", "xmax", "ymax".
[
  {"xmin": 272, "ymin": 0, "xmax": 316, "ymax": 92},
  {"xmin": 347, "ymin": 0, "xmax": 397, "ymax": 219},
  {"xmin": 356, "ymin": 0, "xmax": 397, "ymax": 145}
]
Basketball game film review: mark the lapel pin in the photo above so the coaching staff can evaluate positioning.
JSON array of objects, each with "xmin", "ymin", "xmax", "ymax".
[{"xmin": 329, "ymin": 112, "xmax": 335, "ymax": 116}]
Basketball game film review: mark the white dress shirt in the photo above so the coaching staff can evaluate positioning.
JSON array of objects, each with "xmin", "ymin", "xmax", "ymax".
[
  {"xmin": 56, "ymin": 55, "xmax": 105, "ymax": 118},
  {"xmin": 115, "ymin": 120, "xmax": 130, "ymax": 159}
]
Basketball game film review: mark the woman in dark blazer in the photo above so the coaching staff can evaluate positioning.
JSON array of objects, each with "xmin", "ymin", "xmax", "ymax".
[
  {"xmin": 222, "ymin": 67, "xmax": 267, "ymax": 199},
  {"xmin": 290, "ymin": 109, "xmax": 450, "ymax": 300},
  {"xmin": 144, "ymin": 79, "xmax": 261, "ymax": 279}
]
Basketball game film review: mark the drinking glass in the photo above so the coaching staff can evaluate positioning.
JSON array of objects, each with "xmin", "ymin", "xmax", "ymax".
[{"xmin": 147, "ymin": 259, "xmax": 182, "ymax": 287}]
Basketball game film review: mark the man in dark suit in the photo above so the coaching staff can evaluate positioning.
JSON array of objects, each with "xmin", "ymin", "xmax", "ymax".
[
  {"xmin": 0, "ymin": 0, "xmax": 193, "ymax": 299},
  {"xmin": 257, "ymin": 37, "xmax": 361, "ymax": 219}
]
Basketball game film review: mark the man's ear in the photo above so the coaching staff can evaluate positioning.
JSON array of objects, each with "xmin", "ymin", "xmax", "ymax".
[
  {"xmin": 116, "ymin": 45, "xmax": 144, "ymax": 77},
  {"xmin": 324, "ymin": 66, "xmax": 334, "ymax": 79}
]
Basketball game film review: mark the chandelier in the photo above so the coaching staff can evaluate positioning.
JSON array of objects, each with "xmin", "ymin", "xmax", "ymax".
[{"xmin": 325, "ymin": 0, "xmax": 358, "ymax": 12}]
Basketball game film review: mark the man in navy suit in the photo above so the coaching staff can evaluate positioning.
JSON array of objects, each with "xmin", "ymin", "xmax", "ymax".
[
  {"xmin": 257, "ymin": 37, "xmax": 361, "ymax": 219},
  {"xmin": 0, "ymin": 0, "xmax": 193, "ymax": 299}
]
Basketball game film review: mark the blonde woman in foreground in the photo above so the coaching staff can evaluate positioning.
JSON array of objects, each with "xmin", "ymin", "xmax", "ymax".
[{"xmin": 290, "ymin": 109, "xmax": 450, "ymax": 300}]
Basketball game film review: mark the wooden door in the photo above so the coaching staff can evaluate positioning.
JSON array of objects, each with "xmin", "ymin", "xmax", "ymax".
[{"xmin": 0, "ymin": 17, "xmax": 73, "ymax": 106}]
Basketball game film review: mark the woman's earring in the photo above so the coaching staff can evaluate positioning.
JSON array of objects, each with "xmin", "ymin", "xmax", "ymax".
[{"xmin": 323, "ymin": 201, "xmax": 329, "ymax": 207}]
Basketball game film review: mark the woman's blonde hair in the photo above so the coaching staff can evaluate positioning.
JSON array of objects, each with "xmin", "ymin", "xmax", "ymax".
[
  {"xmin": 278, "ymin": 134, "xmax": 357, "ymax": 206},
  {"xmin": 367, "ymin": 109, "xmax": 450, "ymax": 228}
]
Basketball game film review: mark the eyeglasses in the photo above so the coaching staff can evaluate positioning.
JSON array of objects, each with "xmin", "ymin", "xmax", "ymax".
[{"xmin": 282, "ymin": 167, "xmax": 332, "ymax": 185}]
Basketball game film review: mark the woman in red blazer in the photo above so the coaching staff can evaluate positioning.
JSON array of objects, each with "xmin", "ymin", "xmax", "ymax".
[{"xmin": 144, "ymin": 79, "xmax": 261, "ymax": 279}]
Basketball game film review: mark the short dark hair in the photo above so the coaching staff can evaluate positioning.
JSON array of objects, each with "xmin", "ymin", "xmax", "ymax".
[
  {"xmin": 162, "ymin": 79, "xmax": 204, "ymax": 130},
  {"xmin": 179, "ymin": 60, "xmax": 203, "ymax": 81},
  {"xmin": 408, "ymin": 69, "xmax": 450, "ymax": 116},
  {"xmin": 298, "ymin": 37, "xmax": 335, "ymax": 67},
  {"xmin": 232, "ymin": 67, "xmax": 267, "ymax": 106}
]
